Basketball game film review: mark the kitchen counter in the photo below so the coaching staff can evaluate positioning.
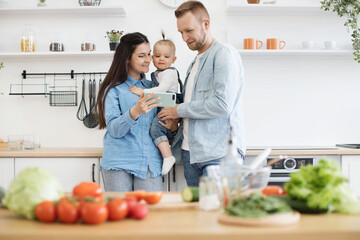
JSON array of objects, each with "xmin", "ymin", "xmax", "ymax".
[
  {"xmin": 1, "ymin": 147, "xmax": 360, "ymax": 158},
  {"xmin": 0, "ymin": 193, "xmax": 359, "ymax": 240}
]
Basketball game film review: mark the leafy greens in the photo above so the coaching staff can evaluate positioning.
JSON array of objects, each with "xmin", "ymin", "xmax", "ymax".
[{"xmin": 284, "ymin": 158, "xmax": 360, "ymax": 214}]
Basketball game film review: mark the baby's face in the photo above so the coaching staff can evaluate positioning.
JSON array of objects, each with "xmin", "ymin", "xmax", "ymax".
[{"xmin": 152, "ymin": 45, "xmax": 176, "ymax": 70}]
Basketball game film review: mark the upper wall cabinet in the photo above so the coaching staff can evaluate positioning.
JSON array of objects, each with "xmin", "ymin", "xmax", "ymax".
[
  {"xmin": 0, "ymin": 6, "xmax": 126, "ymax": 17},
  {"xmin": 226, "ymin": 0, "xmax": 332, "ymax": 16}
]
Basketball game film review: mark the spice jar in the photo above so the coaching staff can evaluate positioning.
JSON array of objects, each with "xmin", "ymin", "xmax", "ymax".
[
  {"xmin": 49, "ymin": 32, "xmax": 64, "ymax": 52},
  {"xmin": 81, "ymin": 33, "xmax": 96, "ymax": 51},
  {"xmin": 21, "ymin": 24, "xmax": 35, "ymax": 52}
]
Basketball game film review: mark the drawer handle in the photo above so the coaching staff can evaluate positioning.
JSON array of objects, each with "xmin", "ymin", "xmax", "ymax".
[
  {"xmin": 92, "ymin": 163, "xmax": 95, "ymax": 182},
  {"xmin": 172, "ymin": 164, "xmax": 176, "ymax": 183}
]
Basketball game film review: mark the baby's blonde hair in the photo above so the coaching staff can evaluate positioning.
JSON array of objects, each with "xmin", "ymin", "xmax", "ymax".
[{"xmin": 154, "ymin": 31, "xmax": 176, "ymax": 56}]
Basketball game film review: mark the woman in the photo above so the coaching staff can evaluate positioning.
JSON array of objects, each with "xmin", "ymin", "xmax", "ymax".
[{"xmin": 97, "ymin": 32, "xmax": 168, "ymax": 192}]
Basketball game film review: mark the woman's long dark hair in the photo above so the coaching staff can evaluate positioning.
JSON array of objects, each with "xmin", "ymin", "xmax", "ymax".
[{"xmin": 97, "ymin": 32, "xmax": 149, "ymax": 129}]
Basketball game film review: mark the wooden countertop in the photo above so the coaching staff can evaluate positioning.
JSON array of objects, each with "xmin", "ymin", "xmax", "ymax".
[
  {"xmin": 0, "ymin": 195, "xmax": 360, "ymax": 240},
  {"xmin": 1, "ymin": 147, "xmax": 360, "ymax": 158}
]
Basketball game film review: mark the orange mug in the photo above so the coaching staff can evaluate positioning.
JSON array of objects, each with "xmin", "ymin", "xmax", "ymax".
[
  {"xmin": 266, "ymin": 38, "xmax": 286, "ymax": 50},
  {"xmin": 244, "ymin": 38, "xmax": 263, "ymax": 49}
]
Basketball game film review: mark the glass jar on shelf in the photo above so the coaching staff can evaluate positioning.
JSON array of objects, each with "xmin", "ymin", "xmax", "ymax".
[{"xmin": 21, "ymin": 24, "xmax": 35, "ymax": 52}]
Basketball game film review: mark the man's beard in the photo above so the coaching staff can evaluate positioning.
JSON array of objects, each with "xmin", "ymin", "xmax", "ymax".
[{"xmin": 189, "ymin": 29, "xmax": 207, "ymax": 51}]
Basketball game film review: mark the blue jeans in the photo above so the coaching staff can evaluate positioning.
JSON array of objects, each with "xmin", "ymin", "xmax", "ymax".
[
  {"xmin": 150, "ymin": 115, "xmax": 174, "ymax": 146},
  {"xmin": 101, "ymin": 169, "xmax": 163, "ymax": 192},
  {"xmin": 182, "ymin": 149, "xmax": 245, "ymax": 187}
]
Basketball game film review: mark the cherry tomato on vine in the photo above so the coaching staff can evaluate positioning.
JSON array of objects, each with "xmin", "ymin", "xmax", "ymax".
[
  {"xmin": 35, "ymin": 201, "xmax": 57, "ymax": 223},
  {"xmin": 57, "ymin": 201, "xmax": 79, "ymax": 224},
  {"xmin": 81, "ymin": 202, "xmax": 108, "ymax": 225},
  {"xmin": 107, "ymin": 198, "xmax": 128, "ymax": 221}
]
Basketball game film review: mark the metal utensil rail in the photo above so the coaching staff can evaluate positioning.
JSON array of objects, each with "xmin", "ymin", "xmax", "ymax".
[{"xmin": 9, "ymin": 70, "xmax": 107, "ymax": 107}]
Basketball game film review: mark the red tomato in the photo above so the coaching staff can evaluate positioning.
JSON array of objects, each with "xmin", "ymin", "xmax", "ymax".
[
  {"xmin": 262, "ymin": 185, "xmax": 285, "ymax": 196},
  {"xmin": 35, "ymin": 201, "xmax": 57, "ymax": 223},
  {"xmin": 73, "ymin": 182, "xmax": 103, "ymax": 202},
  {"xmin": 143, "ymin": 192, "xmax": 163, "ymax": 205},
  {"xmin": 57, "ymin": 201, "xmax": 79, "ymax": 224},
  {"xmin": 123, "ymin": 197, "xmax": 138, "ymax": 218},
  {"xmin": 81, "ymin": 202, "xmax": 108, "ymax": 225},
  {"xmin": 125, "ymin": 190, "xmax": 146, "ymax": 201},
  {"xmin": 107, "ymin": 198, "xmax": 129, "ymax": 221},
  {"xmin": 131, "ymin": 203, "xmax": 148, "ymax": 220}
]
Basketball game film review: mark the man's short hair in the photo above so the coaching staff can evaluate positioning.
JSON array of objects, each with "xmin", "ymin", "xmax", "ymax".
[{"xmin": 174, "ymin": 1, "xmax": 210, "ymax": 22}]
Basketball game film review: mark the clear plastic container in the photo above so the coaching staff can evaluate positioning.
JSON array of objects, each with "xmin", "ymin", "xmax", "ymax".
[
  {"xmin": 199, "ymin": 176, "xmax": 221, "ymax": 211},
  {"xmin": 21, "ymin": 24, "xmax": 35, "ymax": 52}
]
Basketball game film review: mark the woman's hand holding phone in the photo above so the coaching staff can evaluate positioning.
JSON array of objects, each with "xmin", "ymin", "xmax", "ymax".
[{"xmin": 130, "ymin": 93, "xmax": 161, "ymax": 120}]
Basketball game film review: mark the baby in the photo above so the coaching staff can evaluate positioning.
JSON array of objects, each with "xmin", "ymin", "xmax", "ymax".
[{"xmin": 129, "ymin": 34, "xmax": 181, "ymax": 175}]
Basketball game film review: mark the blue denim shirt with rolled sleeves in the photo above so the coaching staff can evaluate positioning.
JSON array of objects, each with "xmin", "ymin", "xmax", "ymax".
[
  {"xmin": 176, "ymin": 40, "xmax": 246, "ymax": 164},
  {"xmin": 101, "ymin": 74, "xmax": 162, "ymax": 180}
]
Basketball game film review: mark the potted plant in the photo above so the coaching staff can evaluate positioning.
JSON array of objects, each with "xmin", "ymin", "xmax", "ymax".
[
  {"xmin": 321, "ymin": 0, "xmax": 360, "ymax": 63},
  {"xmin": 105, "ymin": 30, "xmax": 124, "ymax": 51},
  {"xmin": 37, "ymin": 0, "xmax": 47, "ymax": 7}
]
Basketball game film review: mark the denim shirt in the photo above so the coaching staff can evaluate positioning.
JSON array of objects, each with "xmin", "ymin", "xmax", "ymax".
[
  {"xmin": 176, "ymin": 40, "xmax": 246, "ymax": 163},
  {"xmin": 101, "ymin": 74, "xmax": 162, "ymax": 180}
]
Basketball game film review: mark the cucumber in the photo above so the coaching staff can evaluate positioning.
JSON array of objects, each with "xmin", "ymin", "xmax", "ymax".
[{"xmin": 181, "ymin": 187, "xmax": 199, "ymax": 202}]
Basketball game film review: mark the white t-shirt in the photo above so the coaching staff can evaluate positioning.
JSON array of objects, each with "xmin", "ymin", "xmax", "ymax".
[
  {"xmin": 181, "ymin": 54, "xmax": 202, "ymax": 151},
  {"xmin": 143, "ymin": 68, "xmax": 178, "ymax": 93}
]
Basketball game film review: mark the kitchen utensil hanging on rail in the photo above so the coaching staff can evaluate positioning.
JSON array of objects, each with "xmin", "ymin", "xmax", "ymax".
[
  {"xmin": 76, "ymin": 76, "xmax": 88, "ymax": 121},
  {"xmin": 83, "ymin": 75, "xmax": 98, "ymax": 128}
]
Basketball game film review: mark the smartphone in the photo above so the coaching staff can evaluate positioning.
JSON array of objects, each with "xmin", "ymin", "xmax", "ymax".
[{"xmin": 144, "ymin": 92, "xmax": 176, "ymax": 107}]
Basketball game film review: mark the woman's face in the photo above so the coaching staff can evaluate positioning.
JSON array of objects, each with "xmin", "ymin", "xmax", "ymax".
[{"xmin": 128, "ymin": 43, "xmax": 152, "ymax": 80}]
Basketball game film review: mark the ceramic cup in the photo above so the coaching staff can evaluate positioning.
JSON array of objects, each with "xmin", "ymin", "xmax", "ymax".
[
  {"xmin": 301, "ymin": 41, "xmax": 315, "ymax": 49},
  {"xmin": 266, "ymin": 38, "xmax": 286, "ymax": 50},
  {"xmin": 324, "ymin": 41, "xmax": 336, "ymax": 49},
  {"xmin": 244, "ymin": 38, "xmax": 263, "ymax": 49}
]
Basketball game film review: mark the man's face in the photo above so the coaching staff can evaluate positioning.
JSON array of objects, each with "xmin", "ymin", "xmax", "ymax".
[{"xmin": 177, "ymin": 11, "xmax": 207, "ymax": 52}]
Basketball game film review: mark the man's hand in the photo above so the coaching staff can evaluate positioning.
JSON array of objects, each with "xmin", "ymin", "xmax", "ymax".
[
  {"xmin": 158, "ymin": 105, "xmax": 179, "ymax": 120},
  {"xmin": 159, "ymin": 118, "xmax": 180, "ymax": 133},
  {"xmin": 129, "ymin": 86, "xmax": 144, "ymax": 96}
]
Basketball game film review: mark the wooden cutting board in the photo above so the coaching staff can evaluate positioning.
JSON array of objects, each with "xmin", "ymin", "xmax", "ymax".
[
  {"xmin": 102, "ymin": 192, "xmax": 198, "ymax": 211},
  {"xmin": 148, "ymin": 192, "xmax": 199, "ymax": 211},
  {"xmin": 218, "ymin": 211, "xmax": 300, "ymax": 227}
]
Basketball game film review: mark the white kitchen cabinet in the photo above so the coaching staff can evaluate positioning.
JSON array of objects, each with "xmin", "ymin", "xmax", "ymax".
[
  {"xmin": 341, "ymin": 155, "xmax": 360, "ymax": 196},
  {"xmin": 168, "ymin": 163, "xmax": 187, "ymax": 192},
  {"xmin": 15, "ymin": 158, "xmax": 100, "ymax": 192},
  {"xmin": 0, "ymin": 158, "xmax": 14, "ymax": 190}
]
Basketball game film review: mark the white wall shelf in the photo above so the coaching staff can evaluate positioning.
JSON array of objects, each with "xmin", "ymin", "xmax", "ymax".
[
  {"xmin": 0, "ymin": 51, "xmax": 115, "ymax": 59},
  {"xmin": 227, "ymin": 0, "xmax": 329, "ymax": 16},
  {"xmin": 238, "ymin": 49, "xmax": 353, "ymax": 57},
  {"xmin": 0, "ymin": 6, "xmax": 126, "ymax": 17}
]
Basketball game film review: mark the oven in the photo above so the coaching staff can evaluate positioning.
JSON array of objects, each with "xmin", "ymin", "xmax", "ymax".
[{"xmin": 267, "ymin": 157, "xmax": 314, "ymax": 187}]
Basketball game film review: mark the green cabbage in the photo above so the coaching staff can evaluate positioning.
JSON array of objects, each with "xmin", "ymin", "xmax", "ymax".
[
  {"xmin": 2, "ymin": 167, "xmax": 63, "ymax": 219},
  {"xmin": 284, "ymin": 159, "xmax": 360, "ymax": 214}
]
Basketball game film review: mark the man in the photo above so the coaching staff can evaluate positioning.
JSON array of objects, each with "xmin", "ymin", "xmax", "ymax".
[{"xmin": 158, "ymin": 1, "xmax": 245, "ymax": 186}]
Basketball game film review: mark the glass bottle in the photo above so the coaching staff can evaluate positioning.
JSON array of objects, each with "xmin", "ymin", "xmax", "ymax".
[
  {"xmin": 220, "ymin": 127, "xmax": 244, "ymax": 210},
  {"xmin": 21, "ymin": 24, "xmax": 35, "ymax": 52}
]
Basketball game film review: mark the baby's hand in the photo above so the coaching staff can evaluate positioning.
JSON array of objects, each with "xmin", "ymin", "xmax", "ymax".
[{"xmin": 129, "ymin": 86, "xmax": 144, "ymax": 96}]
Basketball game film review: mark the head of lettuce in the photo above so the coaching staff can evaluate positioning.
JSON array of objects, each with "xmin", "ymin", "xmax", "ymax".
[{"xmin": 2, "ymin": 167, "xmax": 63, "ymax": 220}]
